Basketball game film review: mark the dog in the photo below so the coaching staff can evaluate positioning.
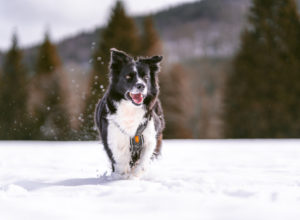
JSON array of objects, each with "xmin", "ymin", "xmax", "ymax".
[{"xmin": 95, "ymin": 48, "xmax": 165, "ymax": 176}]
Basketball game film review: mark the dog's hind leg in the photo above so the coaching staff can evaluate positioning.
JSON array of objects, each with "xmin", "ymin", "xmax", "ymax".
[{"xmin": 153, "ymin": 133, "xmax": 163, "ymax": 158}]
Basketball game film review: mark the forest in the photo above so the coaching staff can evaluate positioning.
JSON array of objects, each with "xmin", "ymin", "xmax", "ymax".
[{"xmin": 1, "ymin": 0, "xmax": 300, "ymax": 140}]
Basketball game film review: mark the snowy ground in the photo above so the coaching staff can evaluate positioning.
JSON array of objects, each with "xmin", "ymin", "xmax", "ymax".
[{"xmin": 0, "ymin": 140, "xmax": 300, "ymax": 220}]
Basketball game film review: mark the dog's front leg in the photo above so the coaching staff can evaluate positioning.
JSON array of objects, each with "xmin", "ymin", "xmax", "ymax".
[
  {"xmin": 113, "ymin": 149, "xmax": 131, "ymax": 175},
  {"xmin": 111, "ymin": 143, "xmax": 131, "ymax": 175},
  {"xmin": 107, "ymin": 124, "xmax": 131, "ymax": 175}
]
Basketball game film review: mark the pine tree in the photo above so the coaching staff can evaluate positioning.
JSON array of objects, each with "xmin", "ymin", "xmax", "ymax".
[
  {"xmin": 81, "ymin": 0, "xmax": 140, "ymax": 139},
  {"xmin": 0, "ymin": 34, "xmax": 29, "ymax": 139},
  {"xmin": 140, "ymin": 15, "xmax": 163, "ymax": 56},
  {"xmin": 29, "ymin": 33, "xmax": 70, "ymax": 140},
  {"xmin": 35, "ymin": 33, "xmax": 61, "ymax": 74},
  {"xmin": 160, "ymin": 64, "xmax": 194, "ymax": 138},
  {"xmin": 224, "ymin": 0, "xmax": 300, "ymax": 138}
]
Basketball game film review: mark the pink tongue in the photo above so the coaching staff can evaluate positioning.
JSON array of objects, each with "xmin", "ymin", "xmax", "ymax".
[{"xmin": 131, "ymin": 93, "xmax": 143, "ymax": 104}]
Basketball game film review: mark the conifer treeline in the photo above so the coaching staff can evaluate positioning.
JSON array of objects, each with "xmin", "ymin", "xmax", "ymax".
[
  {"xmin": 224, "ymin": 0, "xmax": 300, "ymax": 138},
  {"xmin": 2, "ymin": 0, "xmax": 299, "ymax": 140},
  {"xmin": 0, "ymin": 32, "xmax": 70, "ymax": 140},
  {"xmin": 0, "ymin": 1, "xmax": 191, "ymax": 140},
  {"xmin": 29, "ymin": 33, "xmax": 70, "ymax": 140},
  {"xmin": 0, "ymin": 34, "xmax": 29, "ymax": 139}
]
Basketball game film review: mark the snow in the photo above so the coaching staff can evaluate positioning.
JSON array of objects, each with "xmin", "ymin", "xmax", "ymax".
[{"xmin": 0, "ymin": 140, "xmax": 300, "ymax": 220}]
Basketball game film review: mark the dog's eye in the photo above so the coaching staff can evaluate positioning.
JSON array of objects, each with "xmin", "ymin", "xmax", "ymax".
[
  {"xmin": 143, "ymin": 75, "xmax": 149, "ymax": 80},
  {"xmin": 126, "ymin": 75, "xmax": 132, "ymax": 80}
]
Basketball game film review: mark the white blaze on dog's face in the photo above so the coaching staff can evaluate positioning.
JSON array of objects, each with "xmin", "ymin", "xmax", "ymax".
[
  {"xmin": 126, "ymin": 64, "xmax": 149, "ymax": 106},
  {"xmin": 109, "ymin": 49, "xmax": 152, "ymax": 106}
]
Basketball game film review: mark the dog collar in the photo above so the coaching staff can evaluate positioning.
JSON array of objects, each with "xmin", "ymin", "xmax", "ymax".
[
  {"xmin": 109, "ymin": 115, "xmax": 149, "ymax": 138},
  {"xmin": 110, "ymin": 119, "xmax": 132, "ymax": 137}
]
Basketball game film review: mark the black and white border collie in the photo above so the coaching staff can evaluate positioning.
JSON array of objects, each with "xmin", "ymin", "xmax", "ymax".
[{"xmin": 95, "ymin": 48, "xmax": 165, "ymax": 177}]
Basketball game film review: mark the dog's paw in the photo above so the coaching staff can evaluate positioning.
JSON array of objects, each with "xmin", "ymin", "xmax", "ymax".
[
  {"xmin": 115, "ymin": 164, "xmax": 131, "ymax": 176},
  {"xmin": 130, "ymin": 165, "xmax": 146, "ymax": 178}
]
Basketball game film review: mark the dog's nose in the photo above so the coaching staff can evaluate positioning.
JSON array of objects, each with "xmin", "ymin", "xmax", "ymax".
[{"xmin": 136, "ymin": 83, "xmax": 145, "ymax": 91}]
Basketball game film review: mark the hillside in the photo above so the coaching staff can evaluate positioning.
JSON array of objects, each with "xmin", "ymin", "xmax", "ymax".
[
  {"xmin": 141, "ymin": 0, "xmax": 250, "ymax": 61},
  {"xmin": 60, "ymin": 0, "xmax": 250, "ymax": 64},
  {"xmin": 2, "ymin": 0, "xmax": 300, "ymax": 68},
  {"xmin": 0, "ymin": 0, "xmax": 251, "ymax": 70}
]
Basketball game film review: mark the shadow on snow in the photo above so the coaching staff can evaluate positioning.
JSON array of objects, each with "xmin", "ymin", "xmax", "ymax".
[{"xmin": 12, "ymin": 172, "xmax": 121, "ymax": 191}]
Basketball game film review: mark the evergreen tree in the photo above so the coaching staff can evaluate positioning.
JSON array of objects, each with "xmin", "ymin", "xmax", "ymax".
[
  {"xmin": 160, "ymin": 64, "xmax": 194, "ymax": 138},
  {"xmin": 140, "ymin": 15, "xmax": 163, "ymax": 56},
  {"xmin": 35, "ymin": 33, "xmax": 61, "ymax": 74},
  {"xmin": 29, "ymin": 33, "xmax": 70, "ymax": 140},
  {"xmin": 224, "ymin": 0, "xmax": 300, "ymax": 138},
  {"xmin": 81, "ymin": 0, "xmax": 140, "ymax": 139},
  {"xmin": 0, "ymin": 34, "xmax": 29, "ymax": 139}
]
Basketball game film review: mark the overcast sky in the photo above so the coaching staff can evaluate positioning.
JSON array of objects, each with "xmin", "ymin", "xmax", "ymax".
[{"xmin": 0, "ymin": 0, "xmax": 198, "ymax": 50}]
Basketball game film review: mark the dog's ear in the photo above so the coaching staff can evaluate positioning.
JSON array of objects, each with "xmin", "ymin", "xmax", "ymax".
[
  {"xmin": 148, "ymin": 55, "xmax": 163, "ymax": 63},
  {"xmin": 110, "ymin": 48, "xmax": 131, "ymax": 66},
  {"xmin": 140, "ymin": 55, "xmax": 163, "ymax": 64},
  {"xmin": 140, "ymin": 55, "xmax": 163, "ymax": 74},
  {"xmin": 109, "ymin": 48, "xmax": 132, "ymax": 76}
]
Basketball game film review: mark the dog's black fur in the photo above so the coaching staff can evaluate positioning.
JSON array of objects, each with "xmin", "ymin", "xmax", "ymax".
[{"xmin": 95, "ymin": 48, "xmax": 164, "ymax": 173}]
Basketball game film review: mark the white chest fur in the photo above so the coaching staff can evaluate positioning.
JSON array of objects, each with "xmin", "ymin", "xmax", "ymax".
[
  {"xmin": 106, "ymin": 100, "xmax": 157, "ymax": 175},
  {"xmin": 109, "ymin": 100, "xmax": 146, "ymax": 136}
]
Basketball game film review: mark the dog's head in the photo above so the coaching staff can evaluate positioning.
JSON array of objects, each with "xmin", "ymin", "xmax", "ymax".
[{"xmin": 109, "ymin": 48, "xmax": 163, "ymax": 107}]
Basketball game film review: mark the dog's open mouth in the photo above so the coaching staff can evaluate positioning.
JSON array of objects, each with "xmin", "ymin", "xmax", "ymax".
[{"xmin": 129, "ymin": 92, "xmax": 144, "ymax": 105}]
